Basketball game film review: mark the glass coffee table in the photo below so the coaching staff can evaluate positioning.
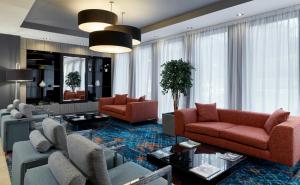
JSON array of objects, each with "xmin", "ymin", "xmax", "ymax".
[{"xmin": 147, "ymin": 143, "xmax": 246, "ymax": 185}]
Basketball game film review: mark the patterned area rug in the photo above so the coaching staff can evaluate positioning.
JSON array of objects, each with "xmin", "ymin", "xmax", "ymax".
[{"xmin": 6, "ymin": 118, "xmax": 300, "ymax": 184}]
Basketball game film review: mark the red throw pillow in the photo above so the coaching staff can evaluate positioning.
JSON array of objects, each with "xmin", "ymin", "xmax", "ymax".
[
  {"xmin": 138, "ymin": 95, "xmax": 146, "ymax": 102},
  {"xmin": 195, "ymin": 103, "xmax": 219, "ymax": 122},
  {"xmin": 114, "ymin": 94, "xmax": 128, "ymax": 105},
  {"xmin": 264, "ymin": 109, "xmax": 290, "ymax": 134}
]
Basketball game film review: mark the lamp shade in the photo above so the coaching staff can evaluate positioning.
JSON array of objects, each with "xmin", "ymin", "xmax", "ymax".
[
  {"xmin": 105, "ymin": 25, "xmax": 141, "ymax": 45},
  {"xmin": 89, "ymin": 30, "xmax": 132, "ymax": 53},
  {"xmin": 6, "ymin": 69, "xmax": 33, "ymax": 82},
  {"xmin": 78, "ymin": 9, "xmax": 118, "ymax": 32}
]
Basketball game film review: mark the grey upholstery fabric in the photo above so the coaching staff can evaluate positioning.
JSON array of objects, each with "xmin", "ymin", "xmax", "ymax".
[
  {"xmin": 67, "ymin": 134, "xmax": 112, "ymax": 185},
  {"xmin": 13, "ymin": 99, "xmax": 21, "ymax": 109},
  {"xmin": 12, "ymin": 141, "xmax": 56, "ymax": 185},
  {"xmin": 19, "ymin": 103, "xmax": 33, "ymax": 118},
  {"xmin": 7, "ymin": 104, "xmax": 14, "ymax": 112},
  {"xmin": 104, "ymin": 149, "xmax": 123, "ymax": 170},
  {"xmin": 29, "ymin": 130, "xmax": 52, "ymax": 152},
  {"xmin": 11, "ymin": 109, "xmax": 23, "ymax": 119},
  {"xmin": 42, "ymin": 118, "xmax": 68, "ymax": 154},
  {"xmin": 24, "ymin": 165, "xmax": 59, "ymax": 185},
  {"xmin": 108, "ymin": 162, "xmax": 168, "ymax": 185},
  {"xmin": 48, "ymin": 151, "xmax": 86, "ymax": 185}
]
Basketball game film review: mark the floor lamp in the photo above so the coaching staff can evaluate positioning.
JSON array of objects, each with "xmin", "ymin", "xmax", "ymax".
[{"xmin": 5, "ymin": 63, "xmax": 32, "ymax": 99}]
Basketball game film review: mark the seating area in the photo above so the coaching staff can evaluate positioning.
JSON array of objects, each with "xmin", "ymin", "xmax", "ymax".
[{"xmin": 1, "ymin": 1, "xmax": 300, "ymax": 185}]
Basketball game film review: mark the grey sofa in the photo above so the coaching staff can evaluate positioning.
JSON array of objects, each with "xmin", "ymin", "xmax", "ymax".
[
  {"xmin": 1, "ymin": 114, "xmax": 48, "ymax": 152},
  {"xmin": 24, "ymin": 134, "xmax": 171, "ymax": 185}
]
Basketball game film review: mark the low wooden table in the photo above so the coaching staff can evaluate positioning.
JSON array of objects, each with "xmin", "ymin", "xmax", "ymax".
[
  {"xmin": 147, "ymin": 143, "xmax": 246, "ymax": 185},
  {"xmin": 62, "ymin": 112, "xmax": 109, "ymax": 131}
]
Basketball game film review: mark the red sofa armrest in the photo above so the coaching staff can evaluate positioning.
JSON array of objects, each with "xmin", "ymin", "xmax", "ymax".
[
  {"xmin": 269, "ymin": 116, "xmax": 300, "ymax": 166},
  {"xmin": 126, "ymin": 100, "xmax": 158, "ymax": 123},
  {"xmin": 174, "ymin": 108, "xmax": 198, "ymax": 136},
  {"xmin": 99, "ymin": 97, "xmax": 115, "ymax": 112}
]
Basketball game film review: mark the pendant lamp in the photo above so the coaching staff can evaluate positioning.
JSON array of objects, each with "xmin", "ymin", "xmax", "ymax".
[{"xmin": 89, "ymin": 30, "xmax": 132, "ymax": 53}]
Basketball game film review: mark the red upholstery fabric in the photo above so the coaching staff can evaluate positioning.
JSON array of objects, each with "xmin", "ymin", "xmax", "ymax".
[
  {"xmin": 114, "ymin": 94, "xmax": 127, "ymax": 105},
  {"xmin": 127, "ymin": 98, "xmax": 139, "ymax": 104},
  {"xmin": 138, "ymin": 95, "xmax": 146, "ymax": 102},
  {"xmin": 195, "ymin": 103, "xmax": 219, "ymax": 122},
  {"xmin": 175, "ymin": 108, "xmax": 198, "ymax": 136},
  {"xmin": 102, "ymin": 105, "xmax": 126, "ymax": 115},
  {"xmin": 264, "ymin": 109, "xmax": 290, "ymax": 134},
  {"xmin": 220, "ymin": 125, "xmax": 269, "ymax": 150},
  {"xmin": 185, "ymin": 122, "xmax": 236, "ymax": 137}
]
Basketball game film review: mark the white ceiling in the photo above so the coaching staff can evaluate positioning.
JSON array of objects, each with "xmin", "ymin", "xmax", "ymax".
[{"xmin": 0, "ymin": 0, "xmax": 299, "ymax": 46}]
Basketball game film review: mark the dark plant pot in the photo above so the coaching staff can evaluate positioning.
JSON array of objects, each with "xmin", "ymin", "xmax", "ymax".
[{"xmin": 162, "ymin": 112, "xmax": 175, "ymax": 136}]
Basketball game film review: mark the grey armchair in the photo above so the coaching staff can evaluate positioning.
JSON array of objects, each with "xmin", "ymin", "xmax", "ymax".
[{"xmin": 24, "ymin": 134, "xmax": 172, "ymax": 185}]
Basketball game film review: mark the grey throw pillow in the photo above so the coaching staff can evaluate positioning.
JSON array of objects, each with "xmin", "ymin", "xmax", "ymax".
[
  {"xmin": 13, "ymin": 99, "xmax": 20, "ymax": 109},
  {"xmin": 10, "ymin": 109, "xmax": 23, "ymax": 119},
  {"xmin": 29, "ymin": 130, "xmax": 52, "ymax": 152},
  {"xmin": 42, "ymin": 118, "xmax": 68, "ymax": 154},
  {"xmin": 48, "ymin": 151, "xmax": 86, "ymax": 185},
  {"xmin": 18, "ymin": 103, "xmax": 33, "ymax": 118},
  {"xmin": 7, "ymin": 104, "xmax": 14, "ymax": 112},
  {"xmin": 67, "ymin": 134, "xmax": 112, "ymax": 185}
]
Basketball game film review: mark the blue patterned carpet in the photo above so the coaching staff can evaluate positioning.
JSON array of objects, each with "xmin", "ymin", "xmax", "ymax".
[{"xmin": 6, "ymin": 118, "xmax": 300, "ymax": 184}]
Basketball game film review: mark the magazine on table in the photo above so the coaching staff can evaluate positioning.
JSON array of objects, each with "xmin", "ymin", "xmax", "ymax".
[
  {"xmin": 179, "ymin": 140, "xmax": 201, "ymax": 148},
  {"xmin": 218, "ymin": 152, "xmax": 243, "ymax": 161},
  {"xmin": 152, "ymin": 147, "xmax": 173, "ymax": 159},
  {"xmin": 190, "ymin": 163, "xmax": 220, "ymax": 178}
]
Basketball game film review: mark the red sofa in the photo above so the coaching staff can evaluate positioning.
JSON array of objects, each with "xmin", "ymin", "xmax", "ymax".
[
  {"xmin": 99, "ymin": 97, "xmax": 158, "ymax": 123},
  {"xmin": 175, "ymin": 108, "xmax": 300, "ymax": 166}
]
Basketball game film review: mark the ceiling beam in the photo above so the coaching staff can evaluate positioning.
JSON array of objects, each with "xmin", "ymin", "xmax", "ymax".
[{"xmin": 141, "ymin": 0, "xmax": 252, "ymax": 33}]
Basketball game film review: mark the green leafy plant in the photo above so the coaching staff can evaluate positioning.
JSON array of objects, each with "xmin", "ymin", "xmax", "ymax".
[
  {"xmin": 65, "ymin": 71, "xmax": 81, "ymax": 92},
  {"xmin": 160, "ymin": 59, "xmax": 194, "ymax": 111}
]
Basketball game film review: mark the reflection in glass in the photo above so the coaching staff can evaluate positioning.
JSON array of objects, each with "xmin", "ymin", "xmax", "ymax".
[{"xmin": 63, "ymin": 56, "xmax": 86, "ymax": 101}]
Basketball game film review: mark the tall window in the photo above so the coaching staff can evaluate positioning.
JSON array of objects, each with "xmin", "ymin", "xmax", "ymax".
[
  {"xmin": 189, "ymin": 28, "xmax": 229, "ymax": 108},
  {"xmin": 242, "ymin": 12, "xmax": 300, "ymax": 114},
  {"xmin": 113, "ymin": 53, "xmax": 130, "ymax": 94},
  {"xmin": 133, "ymin": 44, "xmax": 153, "ymax": 99}
]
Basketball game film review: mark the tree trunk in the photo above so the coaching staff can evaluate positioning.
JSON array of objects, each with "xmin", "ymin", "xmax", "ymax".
[{"xmin": 172, "ymin": 92, "xmax": 180, "ymax": 112}]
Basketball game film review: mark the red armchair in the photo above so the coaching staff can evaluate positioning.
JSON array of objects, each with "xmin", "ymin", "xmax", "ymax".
[{"xmin": 99, "ymin": 97, "xmax": 158, "ymax": 123}]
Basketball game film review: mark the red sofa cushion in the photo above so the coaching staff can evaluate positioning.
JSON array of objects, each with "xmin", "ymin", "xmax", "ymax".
[
  {"xmin": 264, "ymin": 109, "xmax": 290, "ymax": 134},
  {"xmin": 127, "ymin": 98, "xmax": 139, "ymax": 104},
  {"xmin": 195, "ymin": 103, "xmax": 219, "ymax": 122},
  {"xmin": 114, "ymin": 94, "xmax": 127, "ymax": 105},
  {"xmin": 102, "ymin": 105, "xmax": 126, "ymax": 115},
  {"xmin": 185, "ymin": 122, "xmax": 236, "ymax": 137},
  {"xmin": 220, "ymin": 125, "xmax": 269, "ymax": 150}
]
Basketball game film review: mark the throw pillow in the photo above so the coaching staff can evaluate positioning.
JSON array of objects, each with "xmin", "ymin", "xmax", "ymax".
[
  {"xmin": 264, "ymin": 108, "xmax": 290, "ymax": 134},
  {"xmin": 18, "ymin": 103, "xmax": 33, "ymax": 118},
  {"xmin": 6, "ymin": 104, "xmax": 14, "ymax": 112},
  {"xmin": 29, "ymin": 130, "xmax": 52, "ymax": 152},
  {"xmin": 195, "ymin": 103, "xmax": 219, "ymax": 122},
  {"xmin": 114, "ymin": 94, "xmax": 127, "ymax": 105},
  {"xmin": 138, "ymin": 95, "xmax": 146, "ymax": 102},
  {"xmin": 10, "ymin": 109, "xmax": 23, "ymax": 119},
  {"xmin": 13, "ymin": 99, "xmax": 20, "ymax": 109},
  {"xmin": 48, "ymin": 151, "xmax": 86, "ymax": 185}
]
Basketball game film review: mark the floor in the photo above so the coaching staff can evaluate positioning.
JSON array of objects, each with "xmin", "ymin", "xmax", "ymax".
[{"xmin": 0, "ymin": 139, "xmax": 11, "ymax": 185}]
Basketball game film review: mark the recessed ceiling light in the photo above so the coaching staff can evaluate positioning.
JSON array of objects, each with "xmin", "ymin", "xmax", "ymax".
[{"xmin": 237, "ymin": 13, "xmax": 244, "ymax": 17}]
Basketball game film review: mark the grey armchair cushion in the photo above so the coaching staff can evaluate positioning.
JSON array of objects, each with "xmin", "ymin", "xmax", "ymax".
[
  {"xmin": 19, "ymin": 103, "xmax": 33, "ymax": 118},
  {"xmin": 13, "ymin": 99, "xmax": 21, "ymax": 108},
  {"xmin": 24, "ymin": 165, "xmax": 59, "ymax": 185},
  {"xmin": 29, "ymin": 130, "xmax": 52, "ymax": 152},
  {"xmin": 42, "ymin": 118, "xmax": 68, "ymax": 154},
  {"xmin": 11, "ymin": 109, "xmax": 23, "ymax": 119},
  {"xmin": 48, "ymin": 151, "xmax": 86, "ymax": 185},
  {"xmin": 7, "ymin": 104, "xmax": 14, "ymax": 112},
  {"xmin": 67, "ymin": 134, "xmax": 112, "ymax": 185}
]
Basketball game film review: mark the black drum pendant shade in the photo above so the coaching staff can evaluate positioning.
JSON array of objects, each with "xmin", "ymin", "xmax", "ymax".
[
  {"xmin": 78, "ymin": 9, "xmax": 118, "ymax": 32},
  {"xmin": 89, "ymin": 30, "xmax": 133, "ymax": 53},
  {"xmin": 105, "ymin": 25, "xmax": 141, "ymax": 45}
]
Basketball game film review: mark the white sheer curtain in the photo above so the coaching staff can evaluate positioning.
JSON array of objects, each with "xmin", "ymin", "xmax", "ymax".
[
  {"xmin": 63, "ymin": 57, "xmax": 86, "ymax": 91},
  {"xmin": 242, "ymin": 10, "xmax": 300, "ymax": 114},
  {"xmin": 113, "ymin": 53, "xmax": 130, "ymax": 95},
  {"xmin": 132, "ymin": 44, "xmax": 153, "ymax": 99},
  {"xmin": 189, "ymin": 27, "xmax": 229, "ymax": 108},
  {"xmin": 156, "ymin": 36, "xmax": 185, "ymax": 116}
]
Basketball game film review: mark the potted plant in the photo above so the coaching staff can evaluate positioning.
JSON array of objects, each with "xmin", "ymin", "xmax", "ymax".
[
  {"xmin": 160, "ymin": 59, "xmax": 194, "ymax": 136},
  {"xmin": 65, "ymin": 71, "xmax": 81, "ymax": 92}
]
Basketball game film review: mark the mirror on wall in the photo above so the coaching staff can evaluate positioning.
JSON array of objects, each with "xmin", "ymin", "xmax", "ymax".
[{"xmin": 62, "ymin": 55, "xmax": 86, "ymax": 102}]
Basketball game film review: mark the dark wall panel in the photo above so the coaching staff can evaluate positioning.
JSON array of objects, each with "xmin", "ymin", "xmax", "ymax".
[{"xmin": 0, "ymin": 34, "xmax": 20, "ymax": 108}]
